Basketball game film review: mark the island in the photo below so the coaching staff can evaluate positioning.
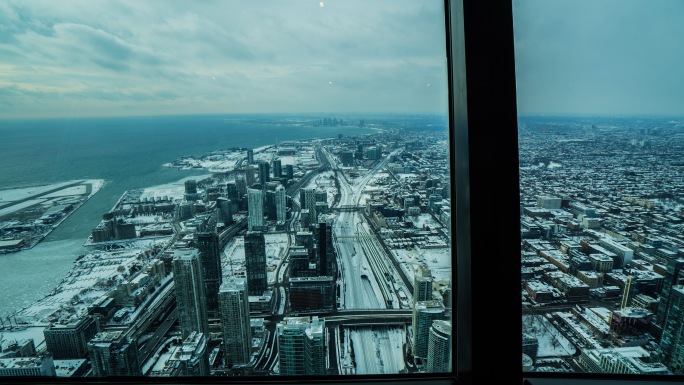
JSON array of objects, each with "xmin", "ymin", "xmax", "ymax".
[{"xmin": 0, "ymin": 180, "xmax": 105, "ymax": 254}]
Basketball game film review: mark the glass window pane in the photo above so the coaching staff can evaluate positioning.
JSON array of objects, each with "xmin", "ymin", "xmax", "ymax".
[
  {"xmin": 0, "ymin": 0, "xmax": 453, "ymax": 380},
  {"xmin": 515, "ymin": 0, "xmax": 684, "ymax": 377}
]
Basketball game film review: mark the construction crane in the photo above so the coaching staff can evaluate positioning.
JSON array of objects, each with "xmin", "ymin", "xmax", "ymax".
[{"xmin": 620, "ymin": 275, "xmax": 633, "ymax": 310}]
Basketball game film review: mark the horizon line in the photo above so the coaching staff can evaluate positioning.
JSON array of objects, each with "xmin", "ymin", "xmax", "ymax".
[{"xmin": 0, "ymin": 111, "xmax": 450, "ymax": 122}]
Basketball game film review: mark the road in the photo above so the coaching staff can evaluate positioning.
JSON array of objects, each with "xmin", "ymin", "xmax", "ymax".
[{"xmin": 322, "ymin": 146, "xmax": 409, "ymax": 375}]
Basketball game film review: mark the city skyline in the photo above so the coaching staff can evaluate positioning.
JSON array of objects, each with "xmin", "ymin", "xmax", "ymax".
[{"xmin": 0, "ymin": 119, "xmax": 453, "ymax": 377}]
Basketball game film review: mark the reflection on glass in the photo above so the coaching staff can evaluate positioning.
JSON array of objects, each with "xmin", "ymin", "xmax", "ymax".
[
  {"xmin": 0, "ymin": 0, "xmax": 452, "ymax": 379},
  {"xmin": 515, "ymin": 0, "xmax": 684, "ymax": 376}
]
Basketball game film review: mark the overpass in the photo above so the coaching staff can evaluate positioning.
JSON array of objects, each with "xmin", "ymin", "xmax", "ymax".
[
  {"xmin": 325, "ymin": 317, "xmax": 411, "ymax": 327},
  {"xmin": 329, "ymin": 204, "xmax": 365, "ymax": 213},
  {"xmin": 218, "ymin": 218, "xmax": 247, "ymax": 249}
]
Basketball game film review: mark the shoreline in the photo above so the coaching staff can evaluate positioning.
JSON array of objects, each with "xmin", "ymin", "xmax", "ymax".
[
  {"xmin": 0, "ymin": 179, "xmax": 105, "ymax": 255},
  {"xmin": 1, "ymin": 130, "xmax": 388, "ymax": 323},
  {"xmin": 2, "ymin": 136, "xmax": 326, "ymax": 323}
]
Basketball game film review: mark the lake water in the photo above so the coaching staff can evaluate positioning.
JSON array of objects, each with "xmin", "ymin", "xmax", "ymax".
[{"xmin": 0, "ymin": 114, "xmax": 374, "ymax": 316}]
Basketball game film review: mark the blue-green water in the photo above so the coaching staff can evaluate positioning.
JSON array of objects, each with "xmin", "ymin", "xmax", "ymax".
[{"xmin": 0, "ymin": 114, "xmax": 374, "ymax": 316}]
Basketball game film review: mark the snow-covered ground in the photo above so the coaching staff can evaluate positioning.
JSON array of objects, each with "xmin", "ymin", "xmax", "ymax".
[
  {"xmin": 144, "ymin": 336, "xmax": 180, "ymax": 376},
  {"xmin": 0, "ymin": 326, "xmax": 46, "ymax": 349},
  {"xmin": 222, "ymin": 232, "xmax": 289, "ymax": 283},
  {"xmin": 347, "ymin": 327, "xmax": 406, "ymax": 374},
  {"xmin": 392, "ymin": 247, "xmax": 451, "ymax": 284},
  {"xmin": 14, "ymin": 248, "xmax": 151, "ymax": 324},
  {"xmin": 522, "ymin": 315, "xmax": 577, "ymax": 357},
  {"xmin": 139, "ymin": 175, "xmax": 212, "ymax": 202},
  {"xmin": 299, "ymin": 170, "xmax": 339, "ymax": 208},
  {"xmin": 0, "ymin": 180, "xmax": 104, "ymax": 202},
  {"xmin": 0, "ymin": 179, "xmax": 105, "ymax": 217},
  {"xmin": 161, "ymin": 143, "xmax": 307, "ymax": 174}
]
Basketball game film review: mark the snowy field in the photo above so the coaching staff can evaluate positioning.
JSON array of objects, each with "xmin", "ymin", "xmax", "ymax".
[
  {"xmin": 392, "ymin": 247, "xmax": 451, "ymax": 284},
  {"xmin": 347, "ymin": 326, "xmax": 406, "ymax": 374},
  {"xmin": 14, "ymin": 249, "xmax": 148, "ymax": 324},
  {"xmin": 221, "ymin": 232, "xmax": 289, "ymax": 283},
  {"xmin": 144, "ymin": 335, "xmax": 181, "ymax": 376},
  {"xmin": 139, "ymin": 175, "xmax": 212, "ymax": 201},
  {"xmin": 0, "ymin": 179, "xmax": 104, "ymax": 217},
  {"xmin": 522, "ymin": 315, "xmax": 577, "ymax": 357},
  {"xmin": 0, "ymin": 180, "xmax": 104, "ymax": 202},
  {"xmin": 0, "ymin": 326, "xmax": 46, "ymax": 348},
  {"xmin": 299, "ymin": 170, "xmax": 339, "ymax": 207}
]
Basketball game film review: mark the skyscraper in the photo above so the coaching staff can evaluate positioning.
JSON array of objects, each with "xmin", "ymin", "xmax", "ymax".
[
  {"xmin": 43, "ymin": 316, "xmax": 99, "ymax": 359},
  {"xmin": 185, "ymin": 179, "xmax": 197, "ymax": 194},
  {"xmin": 265, "ymin": 190, "xmax": 277, "ymax": 221},
  {"xmin": 660, "ymin": 285, "xmax": 684, "ymax": 374},
  {"xmin": 184, "ymin": 179, "xmax": 200, "ymax": 201},
  {"xmin": 316, "ymin": 221, "xmax": 334, "ymax": 276},
  {"xmin": 216, "ymin": 197, "xmax": 233, "ymax": 227},
  {"xmin": 275, "ymin": 184, "xmax": 287, "ymax": 223},
  {"xmin": 244, "ymin": 165, "xmax": 256, "ymax": 187},
  {"xmin": 273, "ymin": 158, "xmax": 282, "ymax": 178},
  {"xmin": 235, "ymin": 175, "xmax": 247, "ymax": 198},
  {"xmin": 172, "ymin": 249, "xmax": 209, "ymax": 339},
  {"xmin": 88, "ymin": 331, "xmax": 141, "ymax": 377},
  {"xmin": 226, "ymin": 182, "xmax": 239, "ymax": 201},
  {"xmin": 244, "ymin": 231, "xmax": 267, "ymax": 296},
  {"xmin": 413, "ymin": 264, "xmax": 433, "ymax": 304},
  {"xmin": 655, "ymin": 258, "xmax": 684, "ymax": 335},
  {"xmin": 301, "ymin": 188, "xmax": 317, "ymax": 223},
  {"xmin": 219, "ymin": 278, "xmax": 252, "ymax": 367},
  {"xmin": 247, "ymin": 187, "xmax": 264, "ymax": 231},
  {"xmin": 412, "ymin": 300, "xmax": 445, "ymax": 359},
  {"xmin": 247, "ymin": 148, "xmax": 254, "ymax": 164},
  {"xmin": 195, "ymin": 232, "xmax": 222, "ymax": 316},
  {"xmin": 258, "ymin": 161, "xmax": 270, "ymax": 184},
  {"xmin": 426, "ymin": 320, "xmax": 452, "ymax": 373},
  {"xmin": 276, "ymin": 316, "xmax": 326, "ymax": 376}
]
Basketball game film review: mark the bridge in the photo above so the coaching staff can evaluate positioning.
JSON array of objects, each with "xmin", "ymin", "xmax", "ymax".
[
  {"xmin": 333, "ymin": 233, "xmax": 379, "ymax": 239},
  {"xmin": 329, "ymin": 204, "xmax": 365, "ymax": 212},
  {"xmin": 325, "ymin": 310, "xmax": 413, "ymax": 327},
  {"xmin": 218, "ymin": 218, "xmax": 247, "ymax": 249}
]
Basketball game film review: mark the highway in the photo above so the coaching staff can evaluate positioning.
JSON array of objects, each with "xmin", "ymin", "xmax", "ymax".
[
  {"xmin": 323, "ymin": 146, "xmax": 404, "ymax": 310},
  {"xmin": 133, "ymin": 143, "xmax": 413, "ymax": 375},
  {"xmin": 321, "ymin": 146, "xmax": 411, "ymax": 374}
]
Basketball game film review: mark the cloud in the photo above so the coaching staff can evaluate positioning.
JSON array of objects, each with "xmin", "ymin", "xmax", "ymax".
[
  {"xmin": 513, "ymin": 0, "xmax": 684, "ymax": 116},
  {"xmin": 0, "ymin": 0, "xmax": 449, "ymax": 118}
]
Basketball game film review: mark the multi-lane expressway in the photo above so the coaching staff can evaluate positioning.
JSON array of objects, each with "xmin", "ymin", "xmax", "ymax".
[{"xmin": 133, "ymin": 143, "xmax": 414, "ymax": 375}]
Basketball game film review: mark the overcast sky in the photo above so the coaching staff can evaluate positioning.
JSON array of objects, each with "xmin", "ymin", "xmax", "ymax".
[
  {"xmin": 0, "ymin": 1, "xmax": 448, "ymax": 119},
  {"xmin": 513, "ymin": 0, "xmax": 684, "ymax": 117}
]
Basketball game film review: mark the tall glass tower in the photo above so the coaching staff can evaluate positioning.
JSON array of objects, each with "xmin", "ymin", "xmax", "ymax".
[
  {"xmin": 412, "ymin": 300, "xmax": 445, "ymax": 359},
  {"xmin": 660, "ymin": 285, "xmax": 684, "ymax": 374},
  {"xmin": 247, "ymin": 187, "xmax": 264, "ymax": 231},
  {"xmin": 275, "ymin": 184, "xmax": 287, "ymax": 223},
  {"xmin": 87, "ymin": 331, "xmax": 140, "ymax": 377},
  {"xmin": 276, "ymin": 316, "xmax": 326, "ymax": 376},
  {"xmin": 244, "ymin": 231, "xmax": 267, "ymax": 296},
  {"xmin": 413, "ymin": 264, "xmax": 434, "ymax": 304},
  {"xmin": 195, "ymin": 232, "xmax": 222, "ymax": 316},
  {"xmin": 426, "ymin": 320, "xmax": 452, "ymax": 373},
  {"xmin": 220, "ymin": 278, "xmax": 252, "ymax": 368},
  {"xmin": 172, "ymin": 249, "xmax": 209, "ymax": 339}
]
